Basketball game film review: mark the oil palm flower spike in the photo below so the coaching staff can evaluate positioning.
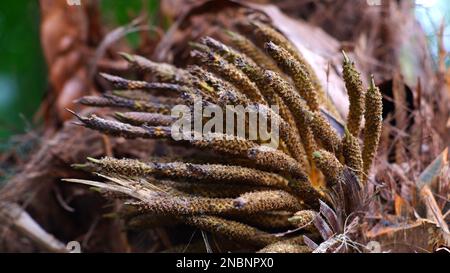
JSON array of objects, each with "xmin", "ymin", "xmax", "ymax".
[
  {"xmin": 247, "ymin": 20, "xmax": 340, "ymax": 117},
  {"xmin": 288, "ymin": 210, "xmax": 318, "ymax": 232},
  {"xmin": 200, "ymin": 36, "xmax": 298, "ymax": 126},
  {"xmin": 199, "ymin": 36, "xmax": 305, "ymax": 163},
  {"xmin": 312, "ymin": 149, "xmax": 345, "ymax": 186},
  {"xmin": 183, "ymin": 215, "xmax": 278, "ymax": 248},
  {"xmin": 119, "ymin": 53, "xmax": 220, "ymax": 102},
  {"xmin": 67, "ymin": 23, "xmax": 383, "ymax": 252},
  {"xmin": 257, "ymin": 236, "xmax": 311, "ymax": 253},
  {"xmin": 191, "ymin": 49, "xmax": 266, "ymax": 104},
  {"xmin": 236, "ymin": 211, "xmax": 296, "ymax": 229},
  {"xmin": 202, "ymin": 37, "xmax": 305, "ymax": 162},
  {"xmin": 131, "ymin": 190, "xmax": 303, "ymax": 216},
  {"xmin": 114, "ymin": 112, "xmax": 176, "ymax": 126},
  {"xmin": 72, "ymin": 111, "xmax": 309, "ymax": 182},
  {"xmin": 303, "ymin": 109, "xmax": 342, "ymax": 154},
  {"xmin": 250, "ymin": 21, "xmax": 321, "ymax": 93},
  {"xmin": 225, "ymin": 29, "xmax": 281, "ymax": 73},
  {"xmin": 342, "ymin": 51, "xmax": 365, "ymax": 137},
  {"xmin": 362, "ymin": 76, "xmax": 383, "ymax": 183},
  {"xmin": 81, "ymin": 157, "xmax": 292, "ymax": 189},
  {"xmin": 78, "ymin": 94, "xmax": 174, "ymax": 114},
  {"xmin": 111, "ymin": 90, "xmax": 182, "ymax": 104},
  {"xmin": 64, "ymin": 176, "xmax": 282, "ymax": 248},
  {"xmin": 342, "ymin": 127, "xmax": 363, "ymax": 182}
]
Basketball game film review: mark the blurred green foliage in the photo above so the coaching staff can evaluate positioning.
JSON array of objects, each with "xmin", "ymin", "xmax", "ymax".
[
  {"xmin": 0, "ymin": 0, "xmax": 46, "ymax": 140},
  {"xmin": 0, "ymin": 0, "xmax": 160, "ymax": 142}
]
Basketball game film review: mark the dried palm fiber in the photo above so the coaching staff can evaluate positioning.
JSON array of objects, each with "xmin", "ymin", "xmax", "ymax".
[
  {"xmin": 392, "ymin": 72, "xmax": 408, "ymax": 164},
  {"xmin": 342, "ymin": 51, "xmax": 365, "ymax": 137},
  {"xmin": 342, "ymin": 128, "xmax": 363, "ymax": 182}
]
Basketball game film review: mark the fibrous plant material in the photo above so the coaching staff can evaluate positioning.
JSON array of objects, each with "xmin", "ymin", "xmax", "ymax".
[
  {"xmin": 362, "ymin": 77, "xmax": 383, "ymax": 183},
  {"xmin": 66, "ymin": 18, "xmax": 384, "ymax": 252}
]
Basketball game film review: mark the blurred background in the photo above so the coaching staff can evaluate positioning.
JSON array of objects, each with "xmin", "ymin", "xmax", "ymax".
[
  {"xmin": 0, "ymin": 0, "xmax": 449, "ymax": 141},
  {"xmin": 0, "ymin": 0, "xmax": 161, "ymax": 140}
]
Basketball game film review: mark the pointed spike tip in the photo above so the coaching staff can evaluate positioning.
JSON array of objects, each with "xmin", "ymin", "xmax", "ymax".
[
  {"xmin": 71, "ymin": 163, "xmax": 90, "ymax": 170},
  {"xmin": 342, "ymin": 50, "xmax": 350, "ymax": 63},
  {"xmin": 118, "ymin": 52, "xmax": 135, "ymax": 63},
  {"xmin": 370, "ymin": 75, "xmax": 376, "ymax": 89},
  {"xmin": 86, "ymin": 157, "xmax": 101, "ymax": 164}
]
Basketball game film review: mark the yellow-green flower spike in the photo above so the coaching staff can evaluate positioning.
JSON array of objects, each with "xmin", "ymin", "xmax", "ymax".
[{"xmin": 362, "ymin": 76, "xmax": 383, "ymax": 183}]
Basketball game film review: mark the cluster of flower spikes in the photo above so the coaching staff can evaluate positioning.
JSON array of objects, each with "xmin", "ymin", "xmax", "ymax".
[{"xmin": 66, "ymin": 18, "xmax": 382, "ymax": 253}]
